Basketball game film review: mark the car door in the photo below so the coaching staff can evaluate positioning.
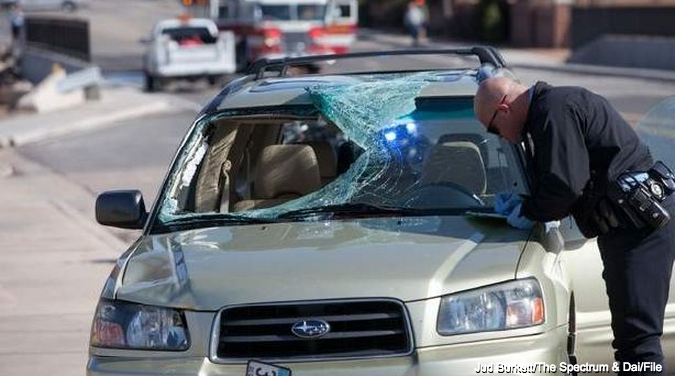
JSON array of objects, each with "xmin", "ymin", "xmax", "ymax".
[
  {"xmin": 18, "ymin": 0, "xmax": 41, "ymax": 11},
  {"xmin": 563, "ymin": 217, "xmax": 675, "ymax": 370},
  {"xmin": 633, "ymin": 99, "xmax": 675, "ymax": 361},
  {"xmin": 559, "ymin": 220, "xmax": 615, "ymax": 367},
  {"xmin": 24, "ymin": 0, "xmax": 58, "ymax": 11}
]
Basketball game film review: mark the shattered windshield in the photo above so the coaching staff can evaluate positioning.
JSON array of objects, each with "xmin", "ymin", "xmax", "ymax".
[{"xmin": 154, "ymin": 73, "xmax": 523, "ymax": 231}]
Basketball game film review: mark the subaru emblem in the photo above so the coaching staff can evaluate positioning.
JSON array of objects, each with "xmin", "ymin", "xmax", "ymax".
[{"xmin": 291, "ymin": 319, "xmax": 331, "ymax": 339}]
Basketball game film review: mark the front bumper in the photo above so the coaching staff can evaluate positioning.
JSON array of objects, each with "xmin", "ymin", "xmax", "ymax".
[
  {"xmin": 154, "ymin": 61, "xmax": 236, "ymax": 78},
  {"xmin": 87, "ymin": 326, "xmax": 570, "ymax": 376}
]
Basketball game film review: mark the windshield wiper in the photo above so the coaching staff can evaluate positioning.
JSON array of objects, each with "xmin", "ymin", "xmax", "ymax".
[
  {"xmin": 277, "ymin": 203, "xmax": 467, "ymax": 220},
  {"xmin": 160, "ymin": 215, "xmax": 277, "ymax": 232}
]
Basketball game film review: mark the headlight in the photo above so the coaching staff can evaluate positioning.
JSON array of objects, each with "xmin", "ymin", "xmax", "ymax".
[
  {"xmin": 90, "ymin": 299, "xmax": 190, "ymax": 350},
  {"xmin": 437, "ymin": 279, "xmax": 544, "ymax": 336}
]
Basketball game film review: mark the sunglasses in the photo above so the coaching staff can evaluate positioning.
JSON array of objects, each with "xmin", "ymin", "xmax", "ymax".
[{"xmin": 487, "ymin": 94, "xmax": 507, "ymax": 136}]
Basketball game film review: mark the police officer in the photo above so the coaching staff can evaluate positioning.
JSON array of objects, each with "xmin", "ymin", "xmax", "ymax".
[{"xmin": 474, "ymin": 77, "xmax": 675, "ymax": 375}]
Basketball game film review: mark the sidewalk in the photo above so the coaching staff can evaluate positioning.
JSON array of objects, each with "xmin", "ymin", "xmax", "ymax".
[
  {"xmin": 0, "ymin": 82, "xmax": 204, "ymax": 375},
  {"xmin": 0, "ymin": 148, "xmax": 132, "ymax": 376},
  {"xmin": 359, "ymin": 29, "xmax": 675, "ymax": 83},
  {"xmin": 0, "ymin": 85, "xmax": 201, "ymax": 148}
]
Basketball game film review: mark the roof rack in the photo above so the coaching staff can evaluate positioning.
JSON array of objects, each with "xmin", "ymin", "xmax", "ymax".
[{"xmin": 246, "ymin": 46, "xmax": 507, "ymax": 80}]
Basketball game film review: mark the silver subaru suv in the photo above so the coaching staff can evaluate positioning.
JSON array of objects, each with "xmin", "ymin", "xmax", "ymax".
[{"xmin": 87, "ymin": 48, "xmax": 671, "ymax": 376}]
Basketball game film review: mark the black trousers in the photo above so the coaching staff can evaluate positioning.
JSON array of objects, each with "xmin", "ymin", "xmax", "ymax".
[{"xmin": 598, "ymin": 196, "xmax": 675, "ymax": 375}]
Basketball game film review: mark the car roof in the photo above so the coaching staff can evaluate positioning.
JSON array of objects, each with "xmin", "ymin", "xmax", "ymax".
[{"xmin": 216, "ymin": 71, "xmax": 479, "ymax": 111}]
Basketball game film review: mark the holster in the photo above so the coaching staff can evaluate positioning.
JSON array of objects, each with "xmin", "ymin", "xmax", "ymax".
[{"xmin": 606, "ymin": 161, "xmax": 675, "ymax": 230}]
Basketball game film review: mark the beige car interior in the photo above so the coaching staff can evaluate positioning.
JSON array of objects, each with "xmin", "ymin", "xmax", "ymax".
[
  {"xmin": 232, "ymin": 144, "xmax": 322, "ymax": 212},
  {"xmin": 192, "ymin": 117, "xmax": 332, "ymax": 214},
  {"xmin": 421, "ymin": 140, "xmax": 487, "ymax": 195},
  {"xmin": 300, "ymin": 141, "xmax": 338, "ymax": 185},
  {"xmin": 190, "ymin": 117, "xmax": 492, "ymax": 215}
]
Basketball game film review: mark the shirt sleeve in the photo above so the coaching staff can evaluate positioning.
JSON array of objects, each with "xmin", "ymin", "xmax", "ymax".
[{"xmin": 521, "ymin": 104, "xmax": 590, "ymax": 222}]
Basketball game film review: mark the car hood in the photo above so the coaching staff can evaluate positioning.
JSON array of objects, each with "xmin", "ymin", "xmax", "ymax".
[{"xmin": 116, "ymin": 216, "xmax": 529, "ymax": 311}]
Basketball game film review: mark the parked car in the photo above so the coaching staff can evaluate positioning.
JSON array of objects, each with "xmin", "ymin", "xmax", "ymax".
[
  {"xmin": 143, "ymin": 17, "xmax": 236, "ymax": 92},
  {"xmin": 1, "ymin": 0, "xmax": 87, "ymax": 12},
  {"xmin": 87, "ymin": 48, "xmax": 673, "ymax": 376}
]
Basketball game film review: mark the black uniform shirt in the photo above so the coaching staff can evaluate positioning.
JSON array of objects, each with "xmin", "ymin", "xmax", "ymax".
[{"xmin": 520, "ymin": 82, "xmax": 652, "ymax": 237}]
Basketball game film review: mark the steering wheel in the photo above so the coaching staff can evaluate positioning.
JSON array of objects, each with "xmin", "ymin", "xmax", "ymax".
[{"xmin": 400, "ymin": 182, "xmax": 485, "ymax": 209}]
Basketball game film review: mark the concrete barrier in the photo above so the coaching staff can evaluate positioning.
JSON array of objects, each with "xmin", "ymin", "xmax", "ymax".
[
  {"xmin": 17, "ymin": 65, "xmax": 86, "ymax": 113},
  {"xmin": 18, "ymin": 46, "xmax": 102, "ymax": 112},
  {"xmin": 20, "ymin": 46, "xmax": 91, "ymax": 84}
]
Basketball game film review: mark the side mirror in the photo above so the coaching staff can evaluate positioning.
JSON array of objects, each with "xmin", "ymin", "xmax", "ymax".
[
  {"xmin": 538, "ymin": 222, "xmax": 564, "ymax": 254},
  {"xmin": 139, "ymin": 37, "xmax": 151, "ymax": 44},
  {"xmin": 559, "ymin": 217, "xmax": 588, "ymax": 250},
  {"xmin": 96, "ymin": 190, "xmax": 147, "ymax": 229}
]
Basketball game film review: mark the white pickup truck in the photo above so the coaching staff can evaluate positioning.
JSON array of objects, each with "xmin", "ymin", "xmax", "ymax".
[{"xmin": 143, "ymin": 17, "xmax": 236, "ymax": 92}]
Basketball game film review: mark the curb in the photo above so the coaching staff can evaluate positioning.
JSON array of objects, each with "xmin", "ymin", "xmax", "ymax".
[
  {"xmin": 360, "ymin": 30, "xmax": 675, "ymax": 83},
  {"xmin": 4, "ymin": 100, "xmax": 173, "ymax": 147}
]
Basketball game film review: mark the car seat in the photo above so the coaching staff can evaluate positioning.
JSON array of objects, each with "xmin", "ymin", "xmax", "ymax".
[
  {"xmin": 420, "ymin": 140, "xmax": 487, "ymax": 195},
  {"xmin": 299, "ymin": 141, "xmax": 337, "ymax": 185},
  {"xmin": 233, "ymin": 145, "xmax": 321, "ymax": 212}
]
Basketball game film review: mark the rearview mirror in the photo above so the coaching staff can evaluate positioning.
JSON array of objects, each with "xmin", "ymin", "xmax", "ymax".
[{"xmin": 96, "ymin": 190, "xmax": 147, "ymax": 229}]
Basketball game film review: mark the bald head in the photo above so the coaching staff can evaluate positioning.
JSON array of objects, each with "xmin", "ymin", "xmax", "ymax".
[
  {"xmin": 474, "ymin": 77, "xmax": 517, "ymax": 125},
  {"xmin": 473, "ymin": 77, "xmax": 529, "ymax": 142}
]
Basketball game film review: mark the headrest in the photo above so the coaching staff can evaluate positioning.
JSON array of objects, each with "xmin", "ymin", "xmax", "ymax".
[
  {"xmin": 254, "ymin": 145, "xmax": 321, "ymax": 199},
  {"xmin": 300, "ymin": 141, "xmax": 337, "ymax": 179},
  {"xmin": 424, "ymin": 141, "xmax": 487, "ymax": 194}
]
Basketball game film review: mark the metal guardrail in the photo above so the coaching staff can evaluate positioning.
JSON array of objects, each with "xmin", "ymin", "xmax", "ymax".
[
  {"xmin": 56, "ymin": 66, "xmax": 102, "ymax": 93},
  {"xmin": 246, "ymin": 46, "xmax": 507, "ymax": 79},
  {"xmin": 25, "ymin": 16, "xmax": 90, "ymax": 62}
]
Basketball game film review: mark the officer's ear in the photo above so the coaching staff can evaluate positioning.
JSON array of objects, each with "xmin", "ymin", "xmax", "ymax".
[{"xmin": 496, "ymin": 102, "xmax": 510, "ymax": 112}]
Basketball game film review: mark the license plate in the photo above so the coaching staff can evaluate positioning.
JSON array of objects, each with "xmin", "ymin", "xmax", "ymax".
[{"xmin": 245, "ymin": 360, "xmax": 292, "ymax": 376}]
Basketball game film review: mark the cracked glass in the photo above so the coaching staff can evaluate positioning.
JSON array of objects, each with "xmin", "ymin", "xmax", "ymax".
[{"xmin": 155, "ymin": 73, "xmax": 521, "ymax": 230}]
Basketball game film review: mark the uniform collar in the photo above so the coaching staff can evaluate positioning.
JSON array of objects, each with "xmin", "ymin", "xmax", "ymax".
[{"xmin": 522, "ymin": 81, "xmax": 552, "ymax": 137}]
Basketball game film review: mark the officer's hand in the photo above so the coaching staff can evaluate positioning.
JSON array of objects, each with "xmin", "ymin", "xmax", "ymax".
[
  {"xmin": 494, "ymin": 192, "xmax": 521, "ymax": 215},
  {"xmin": 506, "ymin": 203, "xmax": 536, "ymax": 230},
  {"xmin": 591, "ymin": 199, "xmax": 620, "ymax": 235}
]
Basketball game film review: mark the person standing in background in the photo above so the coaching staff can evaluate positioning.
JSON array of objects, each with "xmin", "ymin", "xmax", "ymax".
[
  {"xmin": 404, "ymin": 0, "xmax": 428, "ymax": 47},
  {"xmin": 9, "ymin": 3, "xmax": 25, "ymax": 56}
]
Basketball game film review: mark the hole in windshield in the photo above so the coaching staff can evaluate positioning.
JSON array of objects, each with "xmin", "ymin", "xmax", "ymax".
[{"xmin": 156, "ymin": 74, "xmax": 522, "ymax": 229}]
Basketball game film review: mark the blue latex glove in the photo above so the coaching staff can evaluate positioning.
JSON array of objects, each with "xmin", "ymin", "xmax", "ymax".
[
  {"xmin": 494, "ymin": 192, "xmax": 521, "ymax": 215},
  {"xmin": 507, "ymin": 203, "xmax": 536, "ymax": 230}
]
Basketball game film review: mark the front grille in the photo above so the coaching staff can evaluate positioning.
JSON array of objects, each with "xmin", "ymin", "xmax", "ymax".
[{"xmin": 215, "ymin": 300, "xmax": 412, "ymax": 361}]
